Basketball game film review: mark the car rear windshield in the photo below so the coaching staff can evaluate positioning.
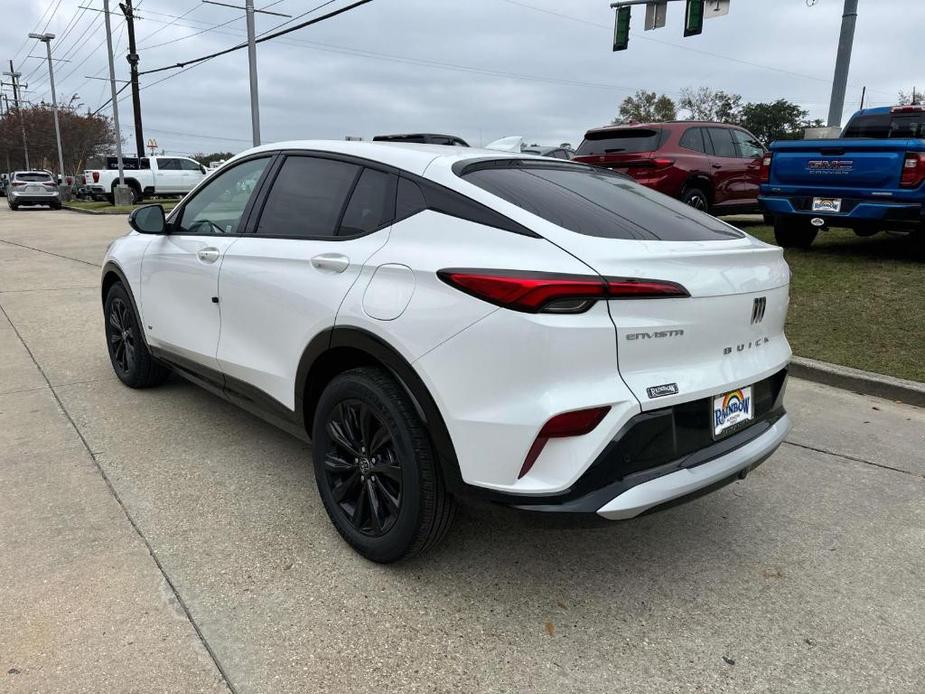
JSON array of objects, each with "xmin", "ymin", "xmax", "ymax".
[
  {"xmin": 15, "ymin": 172, "xmax": 53, "ymax": 182},
  {"xmin": 575, "ymin": 128, "xmax": 664, "ymax": 156},
  {"xmin": 842, "ymin": 112, "xmax": 925, "ymax": 139},
  {"xmin": 458, "ymin": 161, "xmax": 742, "ymax": 241}
]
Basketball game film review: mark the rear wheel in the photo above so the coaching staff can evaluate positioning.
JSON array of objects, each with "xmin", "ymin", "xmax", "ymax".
[
  {"xmin": 312, "ymin": 367, "xmax": 455, "ymax": 563},
  {"xmin": 681, "ymin": 186, "xmax": 710, "ymax": 214},
  {"xmin": 853, "ymin": 227, "xmax": 880, "ymax": 238},
  {"xmin": 104, "ymin": 282, "xmax": 170, "ymax": 388},
  {"xmin": 774, "ymin": 217, "xmax": 818, "ymax": 249},
  {"xmin": 8, "ymin": 202, "xmax": 17, "ymax": 211}
]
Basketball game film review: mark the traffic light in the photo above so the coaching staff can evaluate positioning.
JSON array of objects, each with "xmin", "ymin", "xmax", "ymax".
[
  {"xmin": 684, "ymin": 0, "xmax": 705, "ymax": 37},
  {"xmin": 613, "ymin": 6, "xmax": 631, "ymax": 51}
]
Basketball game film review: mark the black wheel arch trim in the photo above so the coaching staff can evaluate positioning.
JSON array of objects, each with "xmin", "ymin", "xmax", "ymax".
[
  {"xmin": 297, "ymin": 326, "xmax": 465, "ymax": 495},
  {"xmin": 101, "ymin": 261, "xmax": 151, "ymax": 350}
]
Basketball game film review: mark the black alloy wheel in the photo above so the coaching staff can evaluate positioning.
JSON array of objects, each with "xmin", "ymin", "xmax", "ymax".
[
  {"xmin": 104, "ymin": 282, "xmax": 171, "ymax": 388},
  {"xmin": 312, "ymin": 368, "xmax": 456, "ymax": 563},
  {"xmin": 107, "ymin": 296, "xmax": 137, "ymax": 377},
  {"xmin": 323, "ymin": 399, "xmax": 403, "ymax": 537}
]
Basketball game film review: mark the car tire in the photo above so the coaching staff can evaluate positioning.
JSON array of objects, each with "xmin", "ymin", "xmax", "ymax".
[
  {"xmin": 853, "ymin": 227, "xmax": 879, "ymax": 238},
  {"xmin": 774, "ymin": 217, "xmax": 818, "ymax": 249},
  {"xmin": 128, "ymin": 183, "xmax": 142, "ymax": 205},
  {"xmin": 681, "ymin": 186, "xmax": 710, "ymax": 214},
  {"xmin": 312, "ymin": 367, "xmax": 456, "ymax": 563},
  {"xmin": 51, "ymin": 202, "xmax": 62, "ymax": 210},
  {"xmin": 104, "ymin": 282, "xmax": 171, "ymax": 388},
  {"xmin": 763, "ymin": 213, "xmax": 775, "ymax": 225},
  {"xmin": 8, "ymin": 202, "xmax": 17, "ymax": 211}
]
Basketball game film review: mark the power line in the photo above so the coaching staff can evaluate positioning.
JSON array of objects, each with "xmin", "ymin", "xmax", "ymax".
[{"xmin": 138, "ymin": 0, "xmax": 371, "ymax": 75}]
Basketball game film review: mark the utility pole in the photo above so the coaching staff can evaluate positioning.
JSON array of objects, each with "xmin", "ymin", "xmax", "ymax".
[
  {"xmin": 201, "ymin": 1, "xmax": 291, "ymax": 147},
  {"xmin": 245, "ymin": 0, "xmax": 260, "ymax": 146},
  {"xmin": 119, "ymin": 0, "xmax": 145, "ymax": 158},
  {"xmin": 103, "ymin": 0, "xmax": 130, "ymax": 203},
  {"xmin": 3, "ymin": 63, "xmax": 30, "ymax": 170},
  {"xmin": 826, "ymin": 0, "xmax": 859, "ymax": 128},
  {"xmin": 30, "ymin": 33, "xmax": 68, "ymax": 195}
]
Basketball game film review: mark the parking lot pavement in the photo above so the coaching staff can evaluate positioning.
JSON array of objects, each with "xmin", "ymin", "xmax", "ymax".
[{"xmin": 1, "ymin": 206, "xmax": 923, "ymax": 693}]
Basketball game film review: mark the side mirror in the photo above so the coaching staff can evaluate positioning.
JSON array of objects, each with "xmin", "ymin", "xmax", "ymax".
[{"xmin": 129, "ymin": 204, "xmax": 167, "ymax": 234}]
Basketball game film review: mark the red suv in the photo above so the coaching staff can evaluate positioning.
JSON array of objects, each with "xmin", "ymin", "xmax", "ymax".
[{"xmin": 573, "ymin": 122, "xmax": 766, "ymax": 215}]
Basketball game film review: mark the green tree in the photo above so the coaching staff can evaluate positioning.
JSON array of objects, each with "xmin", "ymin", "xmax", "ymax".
[
  {"xmin": 738, "ymin": 99, "xmax": 810, "ymax": 145},
  {"xmin": 679, "ymin": 87, "xmax": 742, "ymax": 123},
  {"xmin": 616, "ymin": 90, "xmax": 677, "ymax": 124}
]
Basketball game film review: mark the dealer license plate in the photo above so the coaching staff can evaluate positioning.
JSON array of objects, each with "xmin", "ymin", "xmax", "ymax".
[
  {"xmin": 712, "ymin": 386, "xmax": 754, "ymax": 438},
  {"xmin": 812, "ymin": 197, "xmax": 841, "ymax": 213}
]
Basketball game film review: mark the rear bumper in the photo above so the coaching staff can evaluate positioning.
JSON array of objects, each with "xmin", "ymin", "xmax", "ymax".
[
  {"xmin": 597, "ymin": 414, "xmax": 790, "ymax": 519},
  {"xmin": 759, "ymin": 194, "xmax": 924, "ymax": 227},
  {"xmin": 458, "ymin": 369, "xmax": 789, "ymax": 517},
  {"xmin": 9, "ymin": 190, "xmax": 60, "ymax": 204}
]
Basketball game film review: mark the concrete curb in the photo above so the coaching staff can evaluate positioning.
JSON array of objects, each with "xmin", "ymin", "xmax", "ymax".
[
  {"xmin": 791, "ymin": 356, "xmax": 925, "ymax": 408},
  {"xmin": 62, "ymin": 206, "xmax": 128, "ymax": 216}
]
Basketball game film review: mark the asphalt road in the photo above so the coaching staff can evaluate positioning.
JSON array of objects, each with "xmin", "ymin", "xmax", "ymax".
[{"xmin": 1, "ymin": 205, "xmax": 923, "ymax": 694}]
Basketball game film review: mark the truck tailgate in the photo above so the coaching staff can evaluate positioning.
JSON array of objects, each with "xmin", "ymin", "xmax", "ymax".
[{"xmin": 770, "ymin": 138, "xmax": 917, "ymax": 190}]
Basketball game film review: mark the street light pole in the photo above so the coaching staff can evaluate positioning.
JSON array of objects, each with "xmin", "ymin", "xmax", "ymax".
[
  {"xmin": 102, "ymin": 0, "xmax": 127, "ymax": 194},
  {"xmin": 30, "ymin": 33, "xmax": 68, "ymax": 194},
  {"xmin": 826, "ymin": 0, "xmax": 859, "ymax": 128},
  {"xmin": 245, "ymin": 0, "xmax": 261, "ymax": 146}
]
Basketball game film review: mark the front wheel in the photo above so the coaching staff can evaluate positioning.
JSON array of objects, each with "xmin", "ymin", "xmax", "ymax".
[
  {"xmin": 312, "ymin": 368, "xmax": 455, "ymax": 563},
  {"xmin": 774, "ymin": 217, "xmax": 818, "ymax": 249},
  {"xmin": 104, "ymin": 282, "xmax": 170, "ymax": 388}
]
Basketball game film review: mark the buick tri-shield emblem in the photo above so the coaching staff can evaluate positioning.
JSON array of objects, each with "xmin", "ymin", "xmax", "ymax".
[{"xmin": 751, "ymin": 297, "xmax": 767, "ymax": 325}]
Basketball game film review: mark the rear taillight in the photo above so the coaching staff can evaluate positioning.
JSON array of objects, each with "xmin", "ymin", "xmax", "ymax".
[
  {"xmin": 92, "ymin": 171, "xmax": 100, "ymax": 183},
  {"xmin": 759, "ymin": 153, "xmax": 773, "ymax": 184},
  {"xmin": 900, "ymin": 152, "xmax": 925, "ymax": 188},
  {"xmin": 437, "ymin": 269, "xmax": 687, "ymax": 314},
  {"xmin": 43, "ymin": 181, "xmax": 57, "ymax": 189},
  {"xmin": 519, "ymin": 407, "xmax": 611, "ymax": 478},
  {"xmin": 891, "ymin": 105, "xmax": 925, "ymax": 114}
]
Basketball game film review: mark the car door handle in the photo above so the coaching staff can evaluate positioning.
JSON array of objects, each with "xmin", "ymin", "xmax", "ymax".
[
  {"xmin": 197, "ymin": 247, "xmax": 220, "ymax": 264},
  {"xmin": 311, "ymin": 253, "xmax": 350, "ymax": 274}
]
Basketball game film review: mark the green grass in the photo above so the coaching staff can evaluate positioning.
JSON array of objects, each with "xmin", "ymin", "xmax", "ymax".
[
  {"xmin": 742, "ymin": 223, "xmax": 925, "ymax": 382},
  {"xmin": 64, "ymin": 199, "xmax": 179, "ymax": 215}
]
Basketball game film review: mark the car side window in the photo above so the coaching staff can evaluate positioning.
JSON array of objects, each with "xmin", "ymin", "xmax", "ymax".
[
  {"xmin": 707, "ymin": 128, "xmax": 738, "ymax": 158},
  {"xmin": 680, "ymin": 127, "xmax": 707, "ymax": 154},
  {"xmin": 256, "ymin": 156, "xmax": 360, "ymax": 238},
  {"xmin": 156, "ymin": 158, "xmax": 181, "ymax": 170},
  {"xmin": 179, "ymin": 159, "xmax": 203, "ymax": 171},
  {"xmin": 339, "ymin": 168, "xmax": 396, "ymax": 236},
  {"xmin": 175, "ymin": 157, "xmax": 270, "ymax": 235},
  {"xmin": 731, "ymin": 129, "xmax": 765, "ymax": 159}
]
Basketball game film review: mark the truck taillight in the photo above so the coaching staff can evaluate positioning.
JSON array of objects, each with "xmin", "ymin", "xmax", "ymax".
[
  {"xmin": 900, "ymin": 153, "xmax": 925, "ymax": 188},
  {"xmin": 92, "ymin": 171, "xmax": 100, "ymax": 183},
  {"xmin": 759, "ymin": 153, "xmax": 773, "ymax": 184}
]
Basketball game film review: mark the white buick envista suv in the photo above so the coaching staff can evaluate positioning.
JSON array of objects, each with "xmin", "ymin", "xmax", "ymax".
[{"xmin": 101, "ymin": 141, "xmax": 793, "ymax": 562}]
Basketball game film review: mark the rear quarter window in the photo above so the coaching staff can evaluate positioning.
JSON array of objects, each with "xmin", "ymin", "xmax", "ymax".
[
  {"xmin": 459, "ymin": 161, "xmax": 742, "ymax": 242},
  {"xmin": 576, "ymin": 128, "xmax": 665, "ymax": 156}
]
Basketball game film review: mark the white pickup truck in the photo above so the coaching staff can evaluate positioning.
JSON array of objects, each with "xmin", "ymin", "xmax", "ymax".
[{"xmin": 83, "ymin": 155, "xmax": 208, "ymax": 203}]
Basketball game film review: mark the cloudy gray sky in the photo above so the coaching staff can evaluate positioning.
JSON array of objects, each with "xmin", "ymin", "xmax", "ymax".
[{"xmin": 3, "ymin": 0, "xmax": 920, "ymax": 156}]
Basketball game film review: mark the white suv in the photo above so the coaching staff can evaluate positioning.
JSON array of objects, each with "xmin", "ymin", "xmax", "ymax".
[{"xmin": 101, "ymin": 141, "xmax": 792, "ymax": 562}]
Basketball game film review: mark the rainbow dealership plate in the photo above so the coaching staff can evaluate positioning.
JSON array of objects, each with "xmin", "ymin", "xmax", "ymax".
[{"xmin": 712, "ymin": 386, "xmax": 754, "ymax": 438}]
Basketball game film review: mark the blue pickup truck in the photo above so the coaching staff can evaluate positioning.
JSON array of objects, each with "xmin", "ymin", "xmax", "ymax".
[{"xmin": 759, "ymin": 105, "xmax": 925, "ymax": 248}]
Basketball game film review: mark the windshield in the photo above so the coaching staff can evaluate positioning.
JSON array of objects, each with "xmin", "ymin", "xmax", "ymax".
[
  {"xmin": 842, "ymin": 112, "xmax": 925, "ymax": 139},
  {"xmin": 576, "ymin": 128, "xmax": 664, "ymax": 156},
  {"xmin": 15, "ymin": 172, "xmax": 53, "ymax": 182},
  {"xmin": 459, "ymin": 161, "xmax": 742, "ymax": 242}
]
